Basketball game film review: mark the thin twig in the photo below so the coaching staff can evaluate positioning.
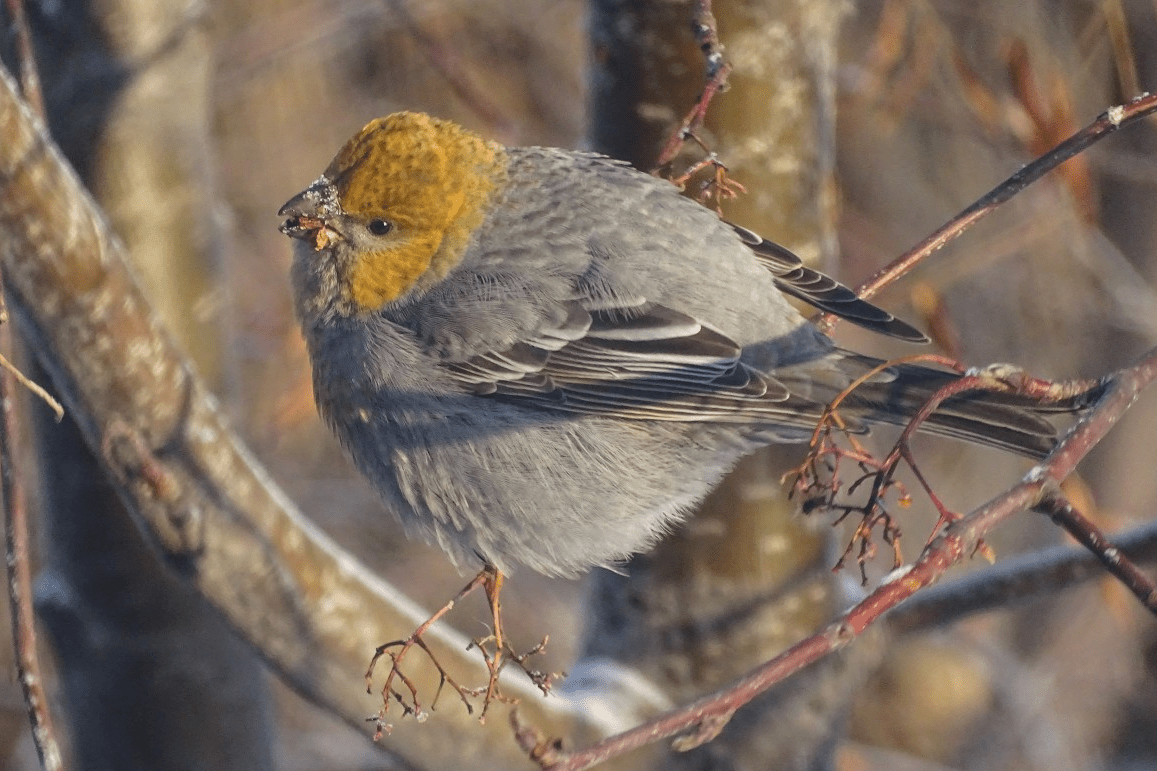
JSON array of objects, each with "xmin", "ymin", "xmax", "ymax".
[
  {"xmin": 0, "ymin": 351, "xmax": 61, "ymax": 420},
  {"xmin": 888, "ymin": 517, "xmax": 1157, "ymax": 631},
  {"xmin": 0, "ymin": 21, "xmax": 63, "ymax": 768},
  {"xmin": 0, "ymin": 269, "xmax": 64, "ymax": 771},
  {"xmin": 1035, "ymin": 493, "xmax": 1157, "ymax": 614},
  {"xmin": 2, "ymin": 0, "xmax": 44, "ymax": 118},
  {"xmin": 652, "ymin": 0, "xmax": 732, "ymax": 170},
  {"xmin": 816, "ymin": 92, "xmax": 1157, "ymax": 334},
  {"xmin": 382, "ymin": 0, "xmax": 514, "ymax": 138},
  {"xmin": 366, "ymin": 568, "xmax": 490, "ymax": 735}
]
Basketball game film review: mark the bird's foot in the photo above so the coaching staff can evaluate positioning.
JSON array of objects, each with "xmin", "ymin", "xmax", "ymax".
[
  {"xmin": 364, "ymin": 565, "xmax": 562, "ymax": 735},
  {"xmin": 469, "ymin": 633, "xmax": 563, "ymax": 718}
]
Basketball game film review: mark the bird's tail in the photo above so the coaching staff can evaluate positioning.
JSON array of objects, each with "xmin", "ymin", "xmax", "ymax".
[{"xmin": 813, "ymin": 353, "xmax": 1104, "ymax": 458}]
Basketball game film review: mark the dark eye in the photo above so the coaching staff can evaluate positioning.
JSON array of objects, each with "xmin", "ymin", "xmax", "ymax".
[{"xmin": 367, "ymin": 219, "xmax": 393, "ymax": 236}]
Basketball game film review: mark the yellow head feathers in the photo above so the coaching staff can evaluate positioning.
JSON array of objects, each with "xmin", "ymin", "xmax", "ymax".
[{"xmin": 325, "ymin": 112, "xmax": 507, "ymax": 309}]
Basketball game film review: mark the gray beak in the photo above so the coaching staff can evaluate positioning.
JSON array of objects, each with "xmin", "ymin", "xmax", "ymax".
[
  {"xmin": 278, "ymin": 188, "xmax": 318, "ymax": 219},
  {"xmin": 279, "ymin": 176, "xmax": 339, "ymax": 241}
]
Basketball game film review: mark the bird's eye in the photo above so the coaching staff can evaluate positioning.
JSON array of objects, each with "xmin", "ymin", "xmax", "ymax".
[{"xmin": 367, "ymin": 219, "xmax": 393, "ymax": 236}]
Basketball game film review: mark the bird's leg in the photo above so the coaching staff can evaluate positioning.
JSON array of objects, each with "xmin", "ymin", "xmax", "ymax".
[
  {"xmin": 485, "ymin": 566, "xmax": 505, "ymax": 659},
  {"xmin": 468, "ymin": 565, "xmax": 507, "ymax": 721},
  {"xmin": 469, "ymin": 566, "xmax": 565, "ymax": 720},
  {"xmin": 365, "ymin": 563, "xmax": 561, "ymax": 732}
]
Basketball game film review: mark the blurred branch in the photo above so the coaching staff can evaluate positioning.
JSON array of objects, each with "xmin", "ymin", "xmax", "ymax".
[
  {"xmin": 527, "ymin": 346, "xmax": 1157, "ymax": 771},
  {"xmin": 0, "ymin": 63, "xmax": 598, "ymax": 770},
  {"xmin": 817, "ymin": 92, "xmax": 1157, "ymax": 334},
  {"xmin": 1034, "ymin": 493, "xmax": 1157, "ymax": 613},
  {"xmin": 2, "ymin": 0, "xmax": 42, "ymax": 117},
  {"xmin": 0, "ymin": 9, "xmax": 62, "ymax": 767},
  {"xmin": 583, "ymin": 2, "xmax": 863, "ymax": 771},
  {"xmin": 20, "ymin": 3, "xmax": 280, "ymax": 768},
  {"xmin": 1102, "ymin": 0, "xmax": 1141, "ymax": 98},
  {"xmin": 889, "ymin": 516, "xmax": 1157, "ymax": 631},
  {"xmin": 382, "ymin": 0, "xmax": 514, "ymax": 137}
]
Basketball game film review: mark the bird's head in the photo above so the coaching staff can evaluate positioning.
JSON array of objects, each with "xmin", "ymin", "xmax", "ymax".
[{"xmin": 280, "ymin": 112, "xmax": 506, "ymax": 317}]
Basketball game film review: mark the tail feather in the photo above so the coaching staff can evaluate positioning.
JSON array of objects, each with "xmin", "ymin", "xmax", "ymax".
[{"xmin": 832, "ymin": 356, "xmax": 1103, "ymax": 459}]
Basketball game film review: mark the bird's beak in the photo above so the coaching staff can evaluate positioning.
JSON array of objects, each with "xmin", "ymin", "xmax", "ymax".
[
  {"xmin": 279, "ymin": 177, "xmax": 340, "ymax": 249},
  {"xmin": 278, "ymin": 187, "xmax": 318, "ymax": 219}
]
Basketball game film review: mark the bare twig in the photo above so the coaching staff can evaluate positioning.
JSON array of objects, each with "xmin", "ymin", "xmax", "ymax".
[
  {"xmin": 0, "ymin": 351, "xmax": 61, "ymax": 419},
  {"xmin": 0, "ymin": 267, "xmax": 64, "ymax": 771},
  {"xmin": 382, "ymin": 0, "xmax": 514, "ymax": 138},
  {"xmin": 365, "ymin": 564, "xmax": 559, "ymax": 737},
  {"xmin": 0, "ymin": 12, "xmax": 63, "ymax": 766},
  {"xmin": 1035, "ymin": 493, "xmax": 1157, "ymax": 614},
  {"xmin": 366, "ymin": 569, "xmax": 491, "ymax": 735},
  {"xmin": 530, "ymin": 345, "xmax": 1157, "ymax": 771},
  {"xmin": 785, "ymin": 353, "xmax": 966, "ymax": 578},
  {"xmin": 0, "ymin": 8, "xmax": 61, "ymax": 421},
  {"xmin": 652, "ymin": 0, "xmax": 733, "ymax": 170},
  {"xmin": 889, "ymin": 517, "xmax": 1157, "ymax": 631},
  {"xmin": 2, "ymin": 0, "xmax": 44, "ymax": 118},
  {"xmin": 863, "ymin": 365, "xmax": 1103, "ymax": 543},
  {"xmin": 816, "ymin": 92, "xmax": 1157, "ymax": 334},
  {"xmin": 690, "ymin": 0, "xmax": 726, "ymax": 81},
  {"xmin": 792, "ymin": 357, "xmax": 1108, "ymax": 583}
]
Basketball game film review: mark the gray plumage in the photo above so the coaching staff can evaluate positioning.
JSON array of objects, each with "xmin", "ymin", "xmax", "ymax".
[{"xmin": 283, "ymin": 133, "xmax": 1090, "ymax": 578}]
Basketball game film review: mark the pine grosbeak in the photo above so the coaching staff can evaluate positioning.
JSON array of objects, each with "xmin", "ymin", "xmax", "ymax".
[{"xmin": 279, "ymin": 111, "xmax": 1078, "ymax": 579}]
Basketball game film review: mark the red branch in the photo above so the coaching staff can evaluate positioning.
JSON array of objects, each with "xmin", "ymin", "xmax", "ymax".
[
  {"xmin": 527, "ymin": 344, "xmax": 1157, "ymax": 771},
  {"xmin": 1035, "ymin": 494, "xmax": 1157, "ymax": 613},
  {"xmin": 817, "ymin": 92, "xmax": 1157, "ymax": 333},
  {"xmin": 652, "ymin": 0, "xmax": 733, "ymax": 170},
  {"xmin": 1, "ymin": 275, "xmax": 64, "ymax": 771}
]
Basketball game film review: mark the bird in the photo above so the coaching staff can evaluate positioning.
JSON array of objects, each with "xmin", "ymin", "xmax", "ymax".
[
  {"xmin": 279, "ymin": 111, "xmax": 1087, "ymax": 581},
  {"xmin": 279, "ymin": 111, "xmax": 1096, "ymax": 711}
]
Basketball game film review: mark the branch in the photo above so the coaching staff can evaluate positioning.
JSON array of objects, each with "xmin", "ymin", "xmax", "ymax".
[
  {"xmin": 652, "ymin": 0, "xmax": 733, "ymax": 170},
  {"xmin": 0, "ymin": 9, "xmax": 65, "ymax": 767},
  {"xmin": 2, "ymin": 0, "xmax": 44, "ymax": 117},
  {"xmin": 817, "ymin": 92, "xmax": 1157, "ymax": 333},
  {"xmin": 0, "ymin": 265, "xmax": 64, "ymax": 771},
  {"xmin": 532, "ymin": 346, "xmax": 1157, "ymax": 771},
  {"xmin": 1034, "ymin": 493, "xmax": 1157, "ymax": 613},
  {"xmin": 889, "ymin": 517, "xmax": 1157, "ymax": 631}
]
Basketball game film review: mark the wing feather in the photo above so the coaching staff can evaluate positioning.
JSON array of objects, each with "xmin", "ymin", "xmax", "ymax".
[
  {"xmin": 442, "ymin": 302, "xmax": 813, "ymax": 422},
  {"xmin": 729, "ymin": 223, "xmax": 928, "ymax": 343}
]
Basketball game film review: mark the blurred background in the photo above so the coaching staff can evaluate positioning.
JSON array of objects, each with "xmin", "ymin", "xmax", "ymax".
[{"xmin": 2, "ymin": 0, "xmax": 1156, "ymax": 769}]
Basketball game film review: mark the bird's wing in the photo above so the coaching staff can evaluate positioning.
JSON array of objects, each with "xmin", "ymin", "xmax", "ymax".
[
  {"xmin": 443, "ymin": 300, "xmax": 834, "ymax": 425},
  {"xmin": 431, "ymin": 296, "xmax": 1068, "ymax": 456},
  {"xmin": 728, "ymin": 223, "xmax": 928, "ymax": 343}
]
